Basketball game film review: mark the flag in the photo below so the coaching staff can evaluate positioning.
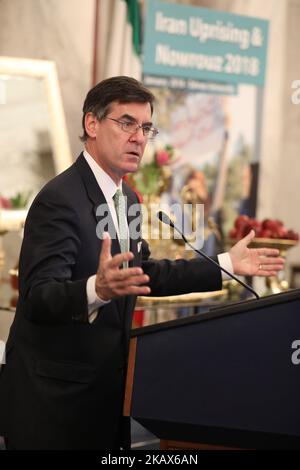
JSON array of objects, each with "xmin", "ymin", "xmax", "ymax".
[
  {"xmin": 103, "ymin": 0, "xmax": 142, "ymax": 80},
  {"xmin": 125, "ymin": 0, "xmax": 141, "ymax": 56}
]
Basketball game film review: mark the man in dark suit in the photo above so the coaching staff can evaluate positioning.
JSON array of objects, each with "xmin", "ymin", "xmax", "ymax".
[{"xmin": 0, "ymin": 76, "xmax": 284, "ymax": 449}]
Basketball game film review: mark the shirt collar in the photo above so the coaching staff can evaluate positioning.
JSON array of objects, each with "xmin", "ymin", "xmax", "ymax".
[{"xmin": 83, "ymin": 149, "xmax": 122, "ymax": 201}]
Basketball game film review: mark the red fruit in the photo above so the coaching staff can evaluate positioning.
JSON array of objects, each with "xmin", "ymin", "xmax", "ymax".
[
  {"xmin": 249, "ymin": 219, "xmax": 262, "ymax": 236},
  {"xmin": 234, "ymin": 215, "xmax": 250, "ymax": 229},
  {"xmin": 287, "ymin": 230, "xmax": 299, "ymax": 241},
  {"xmin": 229, "ymin": 228, "xmax": 237, "ymax": 239},
  {"xmin": 231, "ymin": 216, "xmax": 298, "ymax": 242},
  {"xmin": 262, "ymin": 219, "xmax": 278, "ymax": 232},
  {"xmin": 276, "ymin": 227, "xmax": 288, "ymax": 239},
  {"xmin": 241, "ymin": 224, "xmax": 253, "ymax": 237},
  {"xmin": 250, "ymin": 219, "xmax": 259, "ymax": 227},
  {"xmin": 259, "ymin": 229, "xmax": 273, "ymax": 238}
]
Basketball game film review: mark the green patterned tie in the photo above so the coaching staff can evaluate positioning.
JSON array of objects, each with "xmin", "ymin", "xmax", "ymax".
[{"xmin": 113, "ymin": 189, "xmax": 129, "ymax": 268}]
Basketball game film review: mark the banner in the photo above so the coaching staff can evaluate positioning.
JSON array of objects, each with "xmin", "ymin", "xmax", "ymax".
[{"xmin": 143, "ymin": 0, "xmax": 269, "ymax": 86}]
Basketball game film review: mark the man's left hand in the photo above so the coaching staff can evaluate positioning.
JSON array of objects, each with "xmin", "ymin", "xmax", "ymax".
[{"xmin": 229, "ymin": 230, "xmax": 285, "ymax": 277}]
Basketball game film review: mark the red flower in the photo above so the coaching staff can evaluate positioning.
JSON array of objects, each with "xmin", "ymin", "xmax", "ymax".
[
  {"xmin": 156, "ymin": 150, "xmax": 170, "ymax": 166},
  {"xmin": 0, "ymin": 196, "xmax": 12, "ymax": 209}
]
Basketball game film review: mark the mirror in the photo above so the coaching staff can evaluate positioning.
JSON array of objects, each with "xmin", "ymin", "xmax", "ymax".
[
  {"xmin": 0, "ymin": 56, "xmax": 72, "ymax": 195},
  {"xmin": 0, "ymin": 56, "xmax": 73, "ymax": 300}
]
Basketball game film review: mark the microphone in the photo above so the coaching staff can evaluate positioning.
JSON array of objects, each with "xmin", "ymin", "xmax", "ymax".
[{"xmin": 157, "ymin": 211, "xmax": 260, "ymax": 300}]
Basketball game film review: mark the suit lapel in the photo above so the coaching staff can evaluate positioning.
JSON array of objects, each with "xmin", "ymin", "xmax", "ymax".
[
  {"xmin": 75, "ymin": 155, "xmax": 143, "ymax": 329},
  {"xmin": 75, "ymin": 153, "xmax": 120, "ymax": 258},
  {"xmin": 75, "ymin": 154, "xmax": 124, "ymax": 316}
]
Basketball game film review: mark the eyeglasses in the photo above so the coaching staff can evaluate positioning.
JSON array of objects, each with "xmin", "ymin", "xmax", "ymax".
[{"xmin": 106, "ymin": 117, "xmax": 159, "ymax": 139}]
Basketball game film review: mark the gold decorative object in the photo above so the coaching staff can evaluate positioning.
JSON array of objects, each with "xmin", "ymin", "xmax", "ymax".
[
  {"xmin": 128, "ymin": 143, "xmax": 192, "ymax": 261},
  {"xmin": 180, "ymin": 171, "xmax": 222, "ymax": 244},
  {"xmin": 136, "ymin": 289, "xmax": 228, "ymax": 327},
  {"xmin": 228, "ymin": 237, "xmax": 298, "ymax": 295},
  {"xmin": 137, "ymin": 289, "xmax": 228, "ymax": 308},
  {"xmin": 141, "ymin": 194, "xmax": 195, "ymax": 261}
]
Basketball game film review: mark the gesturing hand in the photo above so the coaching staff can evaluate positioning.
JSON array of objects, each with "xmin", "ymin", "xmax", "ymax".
[
  {"xmin": 229, "ymin": 230, "xmax": 285, "ymax": 277},
  {"xmin": 95, "ymin": 232, "xmax": 151, "ymax": 301}
]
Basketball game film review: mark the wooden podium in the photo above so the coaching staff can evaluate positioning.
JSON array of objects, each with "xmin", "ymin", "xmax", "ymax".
[{"xmin": 124, "ymin": 289, "xmax": 300, "ymax": 449}]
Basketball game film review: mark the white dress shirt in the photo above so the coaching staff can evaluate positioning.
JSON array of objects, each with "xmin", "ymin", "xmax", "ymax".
[
  {"xmin": 83, "ymin": 150, "xmax": 122, "ymax": 319},
  {"xmin": 83, "ymin": 150, "xmax": 233, "ymax": 321}
]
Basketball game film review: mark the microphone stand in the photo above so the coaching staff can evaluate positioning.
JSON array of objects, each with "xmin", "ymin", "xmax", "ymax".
[{"xmin": 157, "ymin": 211, "xmax": 260, "ymax": 300}]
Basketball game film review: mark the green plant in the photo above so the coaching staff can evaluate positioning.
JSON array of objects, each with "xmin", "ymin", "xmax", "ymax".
[
  {"xmin": 0, "ymin": 191, "xmax": 32, "ymax": 209},
  {"xmin": 129, "ymin": 144, "xmax": 179, "ymax": 196}
]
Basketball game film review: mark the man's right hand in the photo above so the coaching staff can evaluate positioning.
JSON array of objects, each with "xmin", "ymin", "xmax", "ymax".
[{"xmin": 95, "ymin": 232, "xmax": 151, "ymax": 301}]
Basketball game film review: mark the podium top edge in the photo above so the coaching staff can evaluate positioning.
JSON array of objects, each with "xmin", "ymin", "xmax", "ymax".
[{"xmin": 131, "ymin": 288, "xmax": 300, "ymax": 337}]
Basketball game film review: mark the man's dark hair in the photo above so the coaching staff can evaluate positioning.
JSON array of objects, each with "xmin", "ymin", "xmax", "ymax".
[{"xmin": 80, "ymin": 76, "xmax": 155, "ymax": 142}]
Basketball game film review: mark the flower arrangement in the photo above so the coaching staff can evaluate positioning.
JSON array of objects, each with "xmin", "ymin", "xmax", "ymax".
[
  {"xmin": 0, "ymin": 191, "xmax": 31, "ymax": 233},
  {"xmin": 128, "ymin": 144, "xmax": 179, "ymax": 196},
  {"xmin": 0, "ymin": 191, "xmax": 32, "ymax": 209}
]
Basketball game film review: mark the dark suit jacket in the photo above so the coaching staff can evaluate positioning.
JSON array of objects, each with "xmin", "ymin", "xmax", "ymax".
[{"xmin": 0, "ymin": 153, "xmax": 222, "ymax": 449}]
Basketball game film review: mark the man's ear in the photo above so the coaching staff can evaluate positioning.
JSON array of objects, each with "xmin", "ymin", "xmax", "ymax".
[{"xmin": 85, "ymin": 113, "xmax": 99, "ymax": 138}]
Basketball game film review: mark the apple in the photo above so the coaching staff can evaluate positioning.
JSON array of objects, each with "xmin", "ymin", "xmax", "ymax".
[
  {"xmin": 262, "ymin": 219, "xmax": 278, "ymax": 232},
  {"xmin": 287, "ymin": 230, "xmax": 299, "ymax": 241},
  {"xmin": 259, "ymin": 229, "xmax": 273, "ymax": 238},
  {"xmin": 275, "ymin": 219, "xmax": 284, "ymax": 227},
  {"xmin": 230, "ymin": 215, "xmax": 299, "ymax": 242},
  {"xmin": 229, "ymin": 228, "xmax": 238, "ymax": 239},
  {"xmin": 241, "ymin": 224, "xmax": 253, "ymax": 237},
  {"xmin": 275, "ymin": 227, "xmax": 288, "ymax": 239},
  {"xmin": 234, "ymin": 215, "xmax": 250, "ymax": 229}
]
